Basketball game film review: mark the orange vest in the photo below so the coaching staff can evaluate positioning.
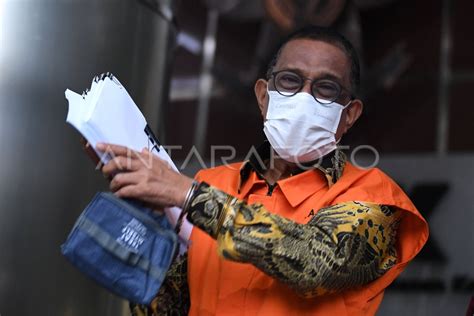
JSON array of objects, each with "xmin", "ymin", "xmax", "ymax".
[{"xmin": 188, "ymin": 162, "xmax": 429, "ymax": 316}]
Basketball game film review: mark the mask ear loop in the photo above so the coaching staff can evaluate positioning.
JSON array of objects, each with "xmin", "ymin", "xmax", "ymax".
[
  {"xmin": 342, "ymin": 99, "xmax": 353, "ymax": 108},
  {"xmin": 335, "ymin": 99, "xmax": 353, "ymax": 144}
]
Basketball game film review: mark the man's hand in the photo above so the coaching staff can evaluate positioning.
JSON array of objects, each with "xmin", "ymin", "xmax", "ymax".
[
  {"xmin": 80, "ymin": 137, "xmax": 102, "ymax": 169},
  {"xmin": 96, "ymin": 143, "xmax": 194, "ymax": 209}
]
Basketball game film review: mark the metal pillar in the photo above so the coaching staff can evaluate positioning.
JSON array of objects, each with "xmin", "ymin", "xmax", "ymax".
[
  {"xmin": 437, "ymin": 0, "xmax": 452, "ymax": 155},
  {"xmin": 193, "ymin": 9, "xmax": 219, "ymax": 155}
]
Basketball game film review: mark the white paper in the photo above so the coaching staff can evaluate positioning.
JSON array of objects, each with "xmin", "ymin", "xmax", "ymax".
[{"xmin": 65, "ymin": 75, "xmax": 192, "ymax": 253}]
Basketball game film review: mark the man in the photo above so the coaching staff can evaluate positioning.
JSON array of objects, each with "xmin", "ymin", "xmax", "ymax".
[{"xmin": 96, "ymin": 26, "xmax": 429, "ymax": 315}]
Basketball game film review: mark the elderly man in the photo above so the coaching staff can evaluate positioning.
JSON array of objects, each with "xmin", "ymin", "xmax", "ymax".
[{"xmin": 97, "ymin": 26, "xmax": 428, "ymax": 316}]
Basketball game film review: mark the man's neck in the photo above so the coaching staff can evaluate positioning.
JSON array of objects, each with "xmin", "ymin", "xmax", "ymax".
[
  {"xmin": 244, "ymin": 142, "xmax": 340, "ymax": 186},
  {"xmin": 262, "ymin": 158, "xmax": 301, "ymax": 185}
]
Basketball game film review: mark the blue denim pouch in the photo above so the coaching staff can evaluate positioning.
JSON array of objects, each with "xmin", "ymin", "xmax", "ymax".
[{"xmin": 61, "ymin": 192, "xmax": 178, "ymax": 305}]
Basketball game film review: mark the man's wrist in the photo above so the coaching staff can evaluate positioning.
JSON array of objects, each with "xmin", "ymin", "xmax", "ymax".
[
  {"xmin": 175, "ymin": 177, "xmax": 195, "ymax": 208},
  {"xmin": 181, "ymin": 179, "xmax": 199, "ymax": 210},
  {"xmin": 174, "ymin": 179, "xmax": 199, "ymax": 234}
]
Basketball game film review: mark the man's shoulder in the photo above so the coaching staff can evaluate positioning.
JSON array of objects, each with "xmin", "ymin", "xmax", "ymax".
[
  {"xmin": 194, "ymin": 161, "xmax": 245, "ymax": 181},
  {"xmin": 343, "ymin": 162, "xmax": 397, "ymax": 187},
  {"xmin": 336, "ymin": 162, "xmax": 414, "ymax": 210}
]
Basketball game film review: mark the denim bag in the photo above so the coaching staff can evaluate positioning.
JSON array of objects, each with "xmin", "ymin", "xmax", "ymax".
[{"xmin": 61, "ymin": 192, "xmax": 178, "ymax": 305}]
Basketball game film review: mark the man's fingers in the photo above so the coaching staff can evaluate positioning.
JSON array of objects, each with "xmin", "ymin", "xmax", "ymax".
[
  {"xmin": 96, "ymin": 143, "xmax": 135, "ymax": 157},
  {"xmin": 110, "ymin": 172, "xmax": 141, "ymax": 192},
  {"xmin": 102, "ymin": 157, "xmax": 125, "ymax": 176},
  {"xmin": 115, "ymin": 184, "xmax": 141, "ymax": 199},
  {"xmin": 102, "ymin": 156, "xmax": 140, "ymax": 177}
]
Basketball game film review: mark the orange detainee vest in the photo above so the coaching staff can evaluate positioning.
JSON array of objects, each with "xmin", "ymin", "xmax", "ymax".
[{"xmin": 188, "ymin": 162, "xmax": 429, "ymax": 316}]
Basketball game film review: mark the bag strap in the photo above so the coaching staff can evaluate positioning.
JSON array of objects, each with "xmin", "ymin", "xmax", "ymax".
[{"xmin": 76, "ymin": 215, "xmax": 169, "ymax": 284}]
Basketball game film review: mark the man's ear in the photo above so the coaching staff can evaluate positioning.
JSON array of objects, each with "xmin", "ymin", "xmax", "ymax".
[
  {"xmin": 342, "ymin": 99, "xmax": 363, "ymax": 133},
  {"xmin": 254, "ymin": 78, "xmax": 269, "ymax": 119}
]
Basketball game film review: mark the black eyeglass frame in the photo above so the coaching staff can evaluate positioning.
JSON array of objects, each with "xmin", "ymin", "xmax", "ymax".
[{"xmin": 270, "ymin": 70, "xmax": 355, "ymax": 104}]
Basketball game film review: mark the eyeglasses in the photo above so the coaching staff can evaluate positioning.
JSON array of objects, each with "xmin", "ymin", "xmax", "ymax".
[{"xmin": 271, "ymin": 70, "xmax": 353, "ymax": 104}]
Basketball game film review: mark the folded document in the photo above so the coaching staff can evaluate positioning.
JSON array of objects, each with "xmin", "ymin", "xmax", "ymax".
[{"xmin": 65, "ymin": 73, "xmax": 192, "ymax": 251}]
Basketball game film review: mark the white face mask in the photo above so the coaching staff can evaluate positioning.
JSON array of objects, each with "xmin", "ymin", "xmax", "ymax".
[{"xmin": 263, "ymin": 89, "xmax": 350, "ymax": 163}]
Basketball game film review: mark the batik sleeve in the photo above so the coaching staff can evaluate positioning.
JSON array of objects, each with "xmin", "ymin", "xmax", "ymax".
[
  {"xmin": 130, "ymin": 254, "xmax": 190, "ymax": 316},
  {"xmin": 186, "ymin": 182, "xmax": 401, "ymax": 298}
]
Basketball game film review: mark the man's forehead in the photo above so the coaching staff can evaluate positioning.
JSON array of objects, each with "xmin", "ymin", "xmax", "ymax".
[{"xmin": 275, "ymin": 38, "xmax": 350, "ymax": 80}]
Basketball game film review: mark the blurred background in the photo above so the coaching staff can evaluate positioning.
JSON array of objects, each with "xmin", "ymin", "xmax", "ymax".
[{"xmin": 0, "ymin": 0, "xmax": 473, "ymax": 315}]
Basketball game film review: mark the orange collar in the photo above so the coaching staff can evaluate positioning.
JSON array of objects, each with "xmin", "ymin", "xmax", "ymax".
[
  {"xmin": 278, "ymin": 169, "xmax": 328, "ymax": 207},
  {"xmin": 237, "ymin": 142, "xmax": 346, "ymax": 207}
]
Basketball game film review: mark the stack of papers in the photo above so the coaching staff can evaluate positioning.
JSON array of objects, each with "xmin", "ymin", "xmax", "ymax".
[{"xmin": 65, "ymin": 73, "xmax": 191, "ymax": 253}]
